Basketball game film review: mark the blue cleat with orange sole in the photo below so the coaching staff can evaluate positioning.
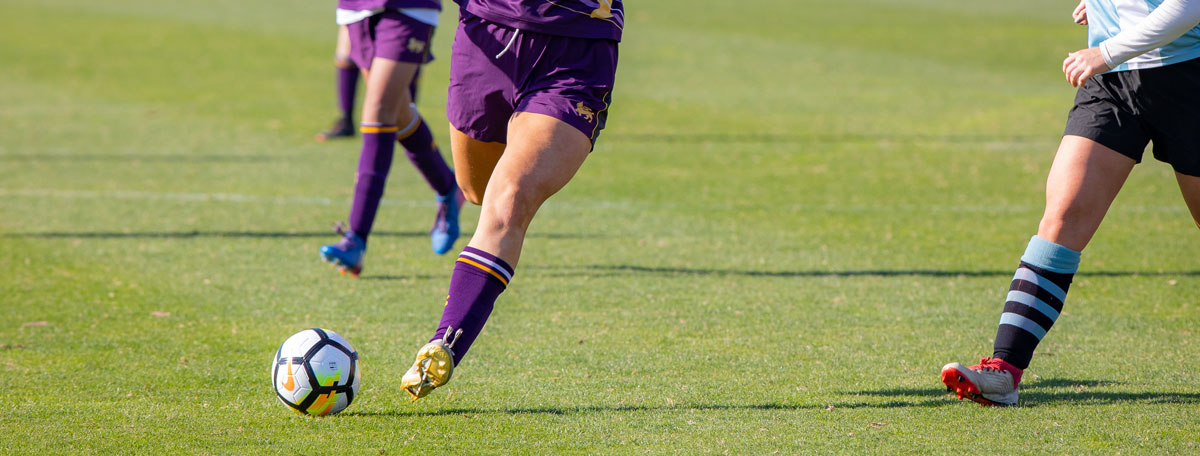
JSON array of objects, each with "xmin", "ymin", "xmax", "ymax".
[
  {"xmin": 431, "ymin": 188, "xmax": 464, "ymax": 255},
  {"xmin": 320, "ymin": 223, "xmax": 366, "ymax": 277}
]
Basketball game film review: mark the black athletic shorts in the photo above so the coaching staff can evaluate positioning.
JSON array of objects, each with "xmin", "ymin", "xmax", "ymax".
[{"xmin": 1063, "ymin": 56, "xmax": 1200, "ymax": 177}]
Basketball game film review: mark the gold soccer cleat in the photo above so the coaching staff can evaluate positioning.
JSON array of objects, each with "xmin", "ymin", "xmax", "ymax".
[{"xmin": 401, "ymin": 327, "xmax": 462, "ymax": 401}]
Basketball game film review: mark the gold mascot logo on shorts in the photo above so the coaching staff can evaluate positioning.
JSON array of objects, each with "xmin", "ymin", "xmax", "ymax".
[
  {"xmin": 589, "ymin": 0, "xmax": 614, "ymax": 19},
  {"xmin": 407, "ymin": 38, "xmax": 426, "ymax": 54},
  {"xmin": 574, "ymin": 102, "xmax": 595, "ymax": 122}
]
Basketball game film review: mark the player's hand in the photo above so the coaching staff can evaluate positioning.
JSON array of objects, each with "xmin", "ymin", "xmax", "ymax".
[
  {"xmin": 1062, "ymin": 47, "xmax": 1109, "ymax": 87},
  {"xmin": 1072, "ymin": 0, "xmax": 1088, "ymax": 25}
]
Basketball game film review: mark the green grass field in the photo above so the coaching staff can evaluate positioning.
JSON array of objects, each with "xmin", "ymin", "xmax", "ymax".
[{"xmin": 2, "ymin": 0, "xmax": 1199, "ymax": 453}]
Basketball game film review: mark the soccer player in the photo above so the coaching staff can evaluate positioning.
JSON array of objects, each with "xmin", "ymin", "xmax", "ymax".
[
  {"xmin": 319, "ymin": 1, "xmax": 465, "ymax": 276},
  {"xmin": 315, "ymin": 26, "xmax": 359, "ymax": 142},
  {"xmin": 398, "ymin": 0, "xmax": 622, "ymax": 400},
  {"xmin": 942, "ymin": 0, "xmax": 1200, "ymax": 406}
]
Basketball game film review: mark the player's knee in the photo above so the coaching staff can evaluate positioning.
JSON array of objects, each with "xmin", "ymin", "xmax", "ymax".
[
  {"xmin": 334, "ymin": 55, "xmax": 354, "ymax": 69},
  {"xmin": 395, "ymin": 105, "xmax": 418, "ymax": 134},
  {"xmin": 479, "ymin": 187, "xmax": 539, "ymax": 233}
]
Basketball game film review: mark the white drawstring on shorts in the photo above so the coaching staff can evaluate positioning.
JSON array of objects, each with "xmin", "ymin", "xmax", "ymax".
[{"xmin": 495, "ymin": 29, "xmax": 520, "ymax": 59}]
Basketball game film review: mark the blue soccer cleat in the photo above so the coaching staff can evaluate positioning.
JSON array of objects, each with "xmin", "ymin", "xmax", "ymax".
[
  {"xmin": 430, "ymin": 188, "xmax": 464, "ymax": 255},
  {"xmin": 320, "ymin": 222, "xmax": 366, "ymax": 277}
]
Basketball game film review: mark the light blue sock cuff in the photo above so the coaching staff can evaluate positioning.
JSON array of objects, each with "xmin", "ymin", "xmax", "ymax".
[{"xmin": 1021, "ymin": 235, "xmax": 1081, "ymax": 274}]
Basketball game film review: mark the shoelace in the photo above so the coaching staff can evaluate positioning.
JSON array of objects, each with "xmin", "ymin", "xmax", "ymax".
[
  {"xmin": 975, "ymin": 357, "xmax": 1005, "ymax": 373},
  {"xmin": 431, "ymin": 202, "xmax": 448, "ymax": 232},
  {"xmin": 443, "ymin": 326, "xmax": 463, "ymax": 350},
  {"xmin": 331, "ymin": 222, "xmax": 358, "ymax": 250}
]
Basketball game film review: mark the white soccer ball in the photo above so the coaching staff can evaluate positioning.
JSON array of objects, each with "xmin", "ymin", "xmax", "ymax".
[{"xmin": 272, "ymin": 328, "xmax": 360, "ymax": 416}]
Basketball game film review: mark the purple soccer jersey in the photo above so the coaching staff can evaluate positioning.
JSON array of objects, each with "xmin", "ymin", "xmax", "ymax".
[
  {"xmin": 338, "ymin": 0, "xmax": 441, "ymax": 11},
  {"xmin": 455, "ymin": 0, "xmax": 623, "ymax": 41}
]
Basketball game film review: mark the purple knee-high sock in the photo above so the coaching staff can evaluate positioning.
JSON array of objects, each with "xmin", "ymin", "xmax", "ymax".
[
  {"xmin": 348, "ymin": 125, "xmax": 397, "ymax": 242},
  {"xmin": 336, "ymin": 65, "xmax": 359, "ymax": 122},
  {"xmin": 432, "ymin": 247, "xmax": 515, "ymax": 365},
  {"xmin": 399, "ymin": 118, "xmax": 456, "ymax": 196}
]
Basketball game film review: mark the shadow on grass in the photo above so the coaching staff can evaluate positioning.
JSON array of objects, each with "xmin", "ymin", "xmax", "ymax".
[
  {"xmin": 605, "ymin": 132, "xmax": 1047, "ymax": 145},
  {"xmin": 345, "ymin": 398, "xmax": 953, "ymax": 418},
  {"xmin": 0, "ymin": 153, "xmax": 275, "ymax": 163},
  {"xmin": 859, "ymin": 378, "xmax": 1200, "ymax": 408},
  {"xmin": 1015, "ymin": 378, "xmax": 1199, "ymax": 407},
  {"xmin": 533, "ymin": 264, "xmax": 1200, "ymax": 278},
  {"xmin": 1025, "ymin": 378, "xmax": 1122, "ymax": 389},
  {"xmin": 347, "ymin": 377, "xmax": 1200, "ymax": 417},
  {"xmin": 358, "ymin": 275, "xmax": 444, "ymax": 281},
  {"xmin": 0, "ymin": 230, "xmax": 600, "ymax": 240},
  {"xmin": 1, "ymin": 230, "xmax": 424, "ymax": 239}
]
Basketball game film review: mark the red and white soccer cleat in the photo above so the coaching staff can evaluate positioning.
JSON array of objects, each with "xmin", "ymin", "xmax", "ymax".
[{"xmin": 941, "ymin": 357, "xmax": 1022, "ymax": 406}]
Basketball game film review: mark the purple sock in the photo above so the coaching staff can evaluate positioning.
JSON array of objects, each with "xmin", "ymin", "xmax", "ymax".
[
  {"xmin": 348, "ymin": 125, "xmax": 398, "ymax": 242},
  {"xmin": 432, "ymin": 247, "xmax": 515, "ymax": 365},
  {"xmin": 399, "ymin": 118, "xmax": 456, "ymax": 196},
  {"xmin": 336, "ymin": 65, "xmax": 359, "ymax": 122}
]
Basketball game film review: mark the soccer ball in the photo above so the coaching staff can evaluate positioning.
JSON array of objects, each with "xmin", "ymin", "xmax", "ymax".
[{"xmin": 272, "ymin": 328, "xmax": 360, "ymax": 416}]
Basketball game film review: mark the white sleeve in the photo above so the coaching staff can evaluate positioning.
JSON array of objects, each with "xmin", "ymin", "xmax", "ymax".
[{"xmin": 1099, "ymin": 0, "xmax": 1200, "ymax": 67}]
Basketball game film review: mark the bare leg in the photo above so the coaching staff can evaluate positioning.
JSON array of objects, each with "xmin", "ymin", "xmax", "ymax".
[
  {"xmin": 1176, "ymin": 172, "xmax": 1200, "ymax": 230},
  {"xmin": 942, "ymin": 135, "xmax": 1138, "ymax": 403},
  {"xmin": 360, "ymin": 57, "xmax": 419, "ymax": 127},
  {"xmin": 335, "ymin": 25, "xmax": 352, "ymax": 62},
  {"xmin": 450, "ymin": 126, "xmax": 506, "ymax": 205},
  {"xmin": 1036, "ymin": 135, "xmax": 1136, "ymax": 251},
  {"xmin": 399, "ymin": 113, "xmax": 593, "ymax": 398},
  {"xmin": 336, "ymin": 58, "xmax": 419, "ymax": 247},
  {"xmin": 466, "ymin": 112, "xmax": 592, "ymax": 266}
]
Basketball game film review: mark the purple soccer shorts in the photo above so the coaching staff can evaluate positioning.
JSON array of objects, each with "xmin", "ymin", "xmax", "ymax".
[
  {"xmin": 346, "ymin": 10, "xmax": 435, "ymax": 70},
  {"xmin": 446, "ymin": 13, "xmax": 619, "ymax": 145}
]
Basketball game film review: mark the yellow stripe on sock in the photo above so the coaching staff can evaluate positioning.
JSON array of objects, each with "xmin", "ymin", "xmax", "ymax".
[
  {"xmin": 360, "ymin": 125, "xmax": 400, "ymax": 133},
  {"xmin": 456, "ymin": 258, "xmax": 509, "ymax": 286}
]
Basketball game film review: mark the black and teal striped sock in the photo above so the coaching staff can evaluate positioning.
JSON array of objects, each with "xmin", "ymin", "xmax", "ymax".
[{"xmin": 992, "ymin": 235, "xmax": 1080, "ymax": 370}]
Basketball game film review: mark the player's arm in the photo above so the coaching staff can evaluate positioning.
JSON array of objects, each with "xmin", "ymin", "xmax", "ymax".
[
  {"xmin": 1101, "ymin": 0, "xmax": 1200, "ymax": 66},
  {"xmin": 1063, "ymin": 0, "xmax": 1200, "ymax": 87}
]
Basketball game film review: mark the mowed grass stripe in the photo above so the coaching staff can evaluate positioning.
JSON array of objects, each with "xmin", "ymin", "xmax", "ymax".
[{"xmin": 1, "ymin": 186, "xmax": 1195, "ymax": 217}]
